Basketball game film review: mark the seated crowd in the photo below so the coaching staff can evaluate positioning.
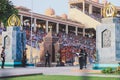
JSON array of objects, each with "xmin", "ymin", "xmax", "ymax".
[
  {"xmin": 25, "ymin": 26, "xmax": 96, "ymax": 64},
  {"xmin": 0, "ymin": 26, "xmax": 96, "ymax": 65},
  {"xmin": 57, "ymin": 32, "xmax": 96, "ymax": 64}
]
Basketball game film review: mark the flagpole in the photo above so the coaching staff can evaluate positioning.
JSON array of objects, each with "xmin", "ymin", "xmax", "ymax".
[{"xmin": 30, "ymin": 0, "xmax": 33, "ymax": 63}]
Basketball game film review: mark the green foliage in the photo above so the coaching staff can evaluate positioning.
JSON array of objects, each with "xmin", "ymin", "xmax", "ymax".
[
  {"xmin": 101, "ymin": 69, "xmax": 106, "ymax": 73},
  {"xmin": 115, "ymin": 66, "xmax": 120, "ymax": 74},
  {"xmin": 0, "ymin": 0, "xmax": 18, "ymax": 26},
  {"xmin": 102, "ymin": 66, "xmax": 120, "ymax": 74},
  {"xmin": 101, "ymin": 67, "xmax": 113, "ymax": 74}
]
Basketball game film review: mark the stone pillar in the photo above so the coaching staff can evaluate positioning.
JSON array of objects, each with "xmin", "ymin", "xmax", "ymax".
[
  {"xmin": 101, "ymin": 8, "xmax": 103, "ymax": 17},
  {"xmin": 46, "ymin": 20, "xmax": 48, "ymax": 33},
  {"xmin": 1, "ymin": 27, "xmax": 26, "ymax": 67},
  {"xmin": 94, "ymin": 17, "xmax": 120, "ymax": 69},
  {"xmin": 34, "ymin": 18, "xmax": 36, "ymax": 32},
  {"xmin": 83, "ymin": 28, "xmax": 85, "ymax": 37},
  {"xmin": 89, "ymin": 4, "xmax": 92, "ymax": 14},
  {"xmin": 20, "ymin": 15, "xmax": 23, "ymax": 30},
  {"xmin": 83, "ymin": 1, "xmax": 85, "ymax": 13},
  {"xmin": 49, "ymin": 26, "xmax": 52, "ymax": 33},
  {"xmin": 66, "ymin": 24, "xmax": 68, "ymax": 34},
  {"xmin": 75, "ymin": 27, "xmax": 78, "ymax": 36},
  {"xmin": 56, "ymin": 23, "xmax": 59, "ymax": 34}
]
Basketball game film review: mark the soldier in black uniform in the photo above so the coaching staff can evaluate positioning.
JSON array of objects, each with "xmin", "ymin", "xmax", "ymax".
[
  {"xmin": 45, "ymin": 50, "xmax": 51, "ymax": 67},
  {"xmin": 1, "ymin": 47, "xmax": 5, "ymax": 69},
  {"xmin": 78, "ymin": 49, "xmax": 84, "ymax": 70},
  {"xmin": 22, "ymin": 48, "xmax": 27, "ymax": 67},
  {"xmin": 83, "ymin": 47, "xmax": 87, "ymax": 68}
]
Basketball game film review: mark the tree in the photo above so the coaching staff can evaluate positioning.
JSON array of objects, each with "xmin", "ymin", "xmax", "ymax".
[{"xmin": 0, "ymin": 0, "xmax": 18, "ymax": 27}]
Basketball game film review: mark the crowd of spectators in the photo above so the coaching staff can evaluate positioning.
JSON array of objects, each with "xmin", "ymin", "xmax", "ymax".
[
  {"xmin": 89, "ymin": 13, "xmax": 102, "ymax": 22},
  {"xmin": 0, "ymin": 26, "xmax": 96, "ymax": 64},
  {"xmin": 25, "ymin": 27, "xmax": 47, "ymax": 49},
  {"xmin": 73, "ymin": 6, "xmax": 102, "ymax": 22},
  {"xmin": 56, "ymin": 32, "xmax": 96, "ymax": 64},
  {"xmin": 84, "ymin": 10, "xmax": 102, "ymax": 22}
]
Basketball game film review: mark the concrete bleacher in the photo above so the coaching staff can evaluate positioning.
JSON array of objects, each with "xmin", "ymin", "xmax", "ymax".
[{"xmin": 68, "ymin": 8, "xmax": 101, "ymax": 29}]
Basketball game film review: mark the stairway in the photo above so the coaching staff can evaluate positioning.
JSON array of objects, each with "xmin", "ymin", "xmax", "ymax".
[{"xmin": 68, "ymin": 8, "xmax": 101, "ymax": 29}]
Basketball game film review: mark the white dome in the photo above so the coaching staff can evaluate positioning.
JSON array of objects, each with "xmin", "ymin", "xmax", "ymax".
[
  {"xmin": 45, "ymin": 8, "xmax": 55, "ymax": 16},
  {"xmin": 61, "ymin": 14, "xmax": 68, "ymax": 19}
]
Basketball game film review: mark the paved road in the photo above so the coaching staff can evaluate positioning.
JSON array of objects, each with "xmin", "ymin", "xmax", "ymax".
[{"xmin": 0, "ymin": 65, "xmax": 120, "ymax": 78}]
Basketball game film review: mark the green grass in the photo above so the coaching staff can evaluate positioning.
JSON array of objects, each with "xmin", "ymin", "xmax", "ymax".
[{"xmin": 0, "ymin": 75, "xmax": 120, "ymax": 80}]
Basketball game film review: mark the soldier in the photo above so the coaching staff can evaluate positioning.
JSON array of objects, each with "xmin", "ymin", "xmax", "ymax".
[
  {"xmin": 1, "ymin": 47, "xmax": 5, "ymax": 69},
  {"xmin": 78, "ymin": 49, "xmax": 84, "ymax": 70},
  {"xmin": 44, "ymin": 50, "xmax": 51, "ymax": 67},
  {"xmin": 22, "ymin": 48, "xmax": 27, "ymax": 67},
  {"xmin": 83, "ymin": 47, "xmax": 88, "ymax": 68}
]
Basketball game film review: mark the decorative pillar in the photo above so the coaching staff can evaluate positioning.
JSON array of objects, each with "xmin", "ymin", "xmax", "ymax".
[
  {"xmin": 83, "ymin": 1, "xmax": 85, "ymax": 13},
  {"xmin": 1, "ymin": 14, "xmax": 26, "ymax": 67},
  {"xmin": 46, "ymin": 20, "xmax": 48, "ymax": 33},
  {"xmin": 89, "ymin": 4, "xmax": 93, "ymax": 14},
  {"xmin": 83, "ymin": 28, "xmax": 85, "ymax": 37},
  {"xmin": 56, "ymin": 23, "xmax": 59, "ymax": 34},
  {"xmin": 66, "ymin": 24, "xmax": 68, "ymax": 34},
  {"xmin": 75, "ymin": 27, "xmax": 78, "ymax": 36}
]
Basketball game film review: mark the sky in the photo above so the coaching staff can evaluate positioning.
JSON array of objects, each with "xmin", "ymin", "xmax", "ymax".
[{"xmin": 9, "ymin": 0, "xmax": 120, "ymax": 16}]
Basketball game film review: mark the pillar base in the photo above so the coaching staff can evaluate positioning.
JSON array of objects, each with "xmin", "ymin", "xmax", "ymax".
[
  {"xmin": 0, "ymin": 62, "xmax": 34, "ymax": 68},
  {"xmin": 0, "ymin": 62, "xmax": 22, "ymax": 68},
  {"xmin": 93, "ymin": 63, "xmax": 119, "ymax": 70}
]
